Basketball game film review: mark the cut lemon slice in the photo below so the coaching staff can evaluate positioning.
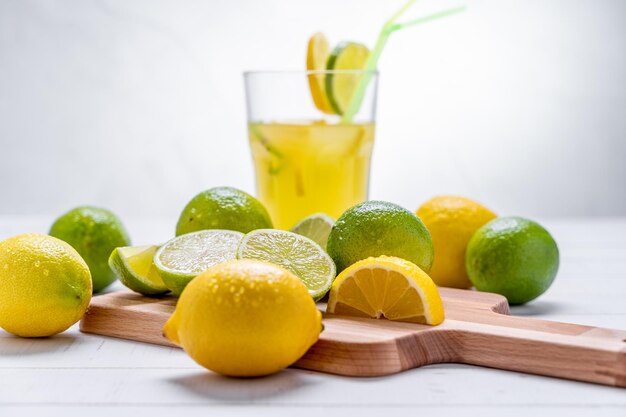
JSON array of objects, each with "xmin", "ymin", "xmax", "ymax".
[
  {"xmin": 307, "ymin": 32, "xmax": 334, "ymax": 114},
  {"xmin": 325, "ymin": 41, "xmax": 370, "ymax": 115},
  {"xmin": 327, "ymin": 256, "xmax": 444, "ymax": 325},
  {"xmin": 109, "ymin": 245, "xmax": 169, "ymax": 296}
]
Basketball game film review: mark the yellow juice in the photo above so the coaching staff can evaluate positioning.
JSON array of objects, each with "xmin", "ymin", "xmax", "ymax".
[{"xmin": 248, "ymin": 121, "xmax": 375, "ymax": 229}]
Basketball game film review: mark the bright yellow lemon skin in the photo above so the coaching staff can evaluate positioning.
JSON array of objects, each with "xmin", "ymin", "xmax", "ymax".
[
  {"xmin": 0, "ymin": 233, "xmax": 92, "ymax": 337},
  {"xmin": 163, "ymin": 259, "xmax": 322, "ymax": 377},
  {"xmin": 417, "ymin": 196, "xmax": 496, "ymax": 288}
]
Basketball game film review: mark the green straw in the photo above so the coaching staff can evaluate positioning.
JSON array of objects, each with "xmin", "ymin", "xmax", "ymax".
[{"xmin": 341, "ymin": 1, "xmax": 466, "ymax": 124}]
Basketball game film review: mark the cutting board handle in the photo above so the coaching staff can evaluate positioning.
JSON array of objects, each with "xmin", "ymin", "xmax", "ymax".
[
  {"xmin": 79, "ymin": 290, "xmax": 626, "ymax": 384},
  {"xmin": 446, "ymin": 314, "xmax": 626, "ymax": 387}
]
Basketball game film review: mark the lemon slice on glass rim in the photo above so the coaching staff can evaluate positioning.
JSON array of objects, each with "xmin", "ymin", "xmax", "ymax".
[{"xmin": 307, "ymin": 32, "xmax": 335, "ymax": 114}]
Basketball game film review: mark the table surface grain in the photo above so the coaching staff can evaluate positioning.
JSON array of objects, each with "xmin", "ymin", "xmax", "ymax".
[{"xmin": 1, "ymin": 216, "xmax": 625, "ymax": 417}]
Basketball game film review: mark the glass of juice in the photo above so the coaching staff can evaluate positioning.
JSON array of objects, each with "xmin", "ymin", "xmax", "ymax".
[{"xmin": 244, "ymin": 70, "xmax": 378, "ymax": 229}]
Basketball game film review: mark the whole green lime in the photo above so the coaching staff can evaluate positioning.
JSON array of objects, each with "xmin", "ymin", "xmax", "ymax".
[
  {"xmin": 176, "ymin": 187, "xmax": 273, "ymax": 236},
  {"xmin": 50, "ymin": 206, "xmax": 131, "ymax": 293},
  {"xmin": 327, "ymin": 201, "xmax": 434, "ymax": 273},
  {"xmin": 466, "ymin": 216, "xmax": 559, "ymax": 305}
]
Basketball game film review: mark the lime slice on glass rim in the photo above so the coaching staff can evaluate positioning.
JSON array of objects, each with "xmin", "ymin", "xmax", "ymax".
[
  {"xmin": 109, "ymin": 245, "xmax": 169, "ymax": 296},
  {"xmin": 237, "ymin": 229, "xmax": 336, "ymax": 301},
  {"xmin": 325, "ymin": 42, "xmax": 370, "ymax": 115},
  {"xmin": 290, "ymin": 213, "xmax": 335, "ymax": 251},
  {"xmin": 154, "ymin": 230, "xmax": 244, "ymax": 295}
]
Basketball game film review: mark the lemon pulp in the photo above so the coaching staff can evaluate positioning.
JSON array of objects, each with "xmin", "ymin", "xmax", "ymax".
[{"xmin": 327, "ymin": 255, "xmax": 444, "ymax": 325}]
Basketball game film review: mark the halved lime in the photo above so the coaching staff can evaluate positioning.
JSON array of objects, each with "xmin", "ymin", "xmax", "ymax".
[
  {"xmin": 325, "ymin": 42, "xmax": 370, "ymax": 115},
  {"xmin": 237, "ymin": 229, "xmax": 336, "ymax": 300},
  {"xmin": 290, "ymin": 213, "xmax": 335, "ymax": 251},
  {"xmin": 109, "ymin": 245, "xmax": 169, "ymax": 296},
  {"xmin": 154, "ymin": 230, "xmax": 244, "ymax": 295},
  {"xmin": 307, "ymin": 32, "xmax": 334, "ymax": 114}
]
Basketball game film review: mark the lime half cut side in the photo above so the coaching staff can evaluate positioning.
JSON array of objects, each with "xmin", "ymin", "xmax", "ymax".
[
  {"xmin": 237, "ymin": 229, "xmax": 336, "ymax": 300},
  {"xmin": 109, "ymin": 245, "xmax": 169, "ymax": 296},
  {"xmin": 290, "ymin": 213, "xmax": 335, "ymax": 251},
  {"xmin": 154, "ymin": 230, "xmax": 244, "ymax": 295}
]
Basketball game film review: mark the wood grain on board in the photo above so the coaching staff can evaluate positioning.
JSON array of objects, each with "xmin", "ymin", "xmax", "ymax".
[{"xmin": 80, "ymin": 288, "xmax": 626, "ymax": 387}]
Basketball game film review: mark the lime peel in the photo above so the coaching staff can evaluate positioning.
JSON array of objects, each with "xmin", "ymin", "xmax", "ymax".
[{"xmin": 109, "ymin": 245, "xmax": 169, "ymax": 296}]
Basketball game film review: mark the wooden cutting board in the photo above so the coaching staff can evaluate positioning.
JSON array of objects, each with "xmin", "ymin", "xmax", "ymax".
[{"xmin": 79, "ymin": 288, "xmax": 626, "ymax": 387}]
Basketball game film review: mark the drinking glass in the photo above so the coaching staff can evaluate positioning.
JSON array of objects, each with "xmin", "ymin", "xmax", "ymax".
[{"xmin": 244, "ymin": 70, "xmax": 378, "ymax": 229}]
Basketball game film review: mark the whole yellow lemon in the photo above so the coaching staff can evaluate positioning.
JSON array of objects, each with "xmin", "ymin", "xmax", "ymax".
[
  {"xmin": 0, "ymin": 233, "xmax": 92, "ymax": 337},
  {"xmin": 163, "ymin": 259, "xmax": 322, "ymax": 377},
  {"xmin": 416, "ymin": 196, "xmax": 497, "ymax": 288}
]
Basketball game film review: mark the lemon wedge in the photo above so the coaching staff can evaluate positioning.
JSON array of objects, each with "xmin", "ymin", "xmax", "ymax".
[{"xmin": 327, "ymin": 255, "xmax": 444, "ymax": 325}]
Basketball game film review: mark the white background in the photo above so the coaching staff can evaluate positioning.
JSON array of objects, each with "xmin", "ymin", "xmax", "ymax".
[{"xmin": 1, "ymin": 0, "xmax": 625, "ymax": 225}]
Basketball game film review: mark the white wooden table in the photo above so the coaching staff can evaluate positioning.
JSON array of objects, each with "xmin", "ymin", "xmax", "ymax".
[{"xmin": 1, "ymin": 216, "xmax": 625, "ymax": 417}]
